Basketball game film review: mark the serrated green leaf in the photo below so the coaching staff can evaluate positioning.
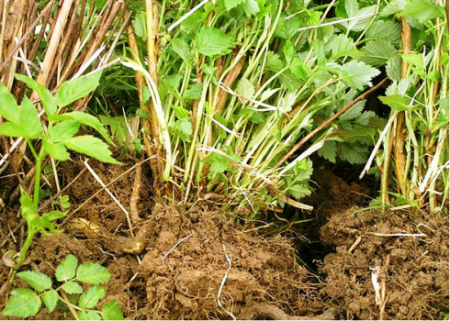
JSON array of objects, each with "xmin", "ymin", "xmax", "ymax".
[
  {"xmin": 0, "ymin": 122, "xmax": 28, "ymax": 138},
  {"xmin": 18, "ymin": 97, "xmax": 42, "ymax": 139},
  {"xmin": 339, "ymin": 100, "xmax": 366, "ymax": 121},
  {"xmin": 354, "ymin": 111, "xmax": 375, "ymax": 126},
  {"xmin": 182, "ymin": 83, "xmax": 202, "ymax": 100},
  {"xmin": 102, "ymin": 300, "xmax": 124, "ymax": 320},
  {"xmin": 56, "ymin": 255, "xmax": 78, "ymax": 282},
  {"xmin": 318, "ymin": 140, "xmax": 337, "ymax": 163},
  {"xmin": 330, "ymin": 34, "xmax": 360, "ymax": 59},
  {"xmin": 241, "ymin": 0, "xmax": 260, "ymax": 17},
  {"xmin": 79, "ymin": 285, "xmax": 105, "ymax": 309},
  {"xmin": 224, "ymin": 0, "xmax": 246, "ymax": 11},
  {"xmin": 49, "ymin": 121, "xmax": 81, "ymax": 142},
  {"xmin": 76, "ymin": 262, "xmax": 110, "ymax": 284},
  {"xmin": 340, "ymin": 61, "xmax": 381, "ymax": 90},
  {"xmin": 61, "ymin": 282, "xmax": 83, "ymax": 294},
  {"xmin": 386, "ymin": 55, "xmax": 402, "ymax": 81},
  {"xmin": 401, "ymin": 53, "xmax": 424, "ymax": 69},
  {"xmin": 42, "ymin": 290, "xmax": 59, "ymax": 313},
  {"xmin": 63, "ymin": 135, "xmax": 120, "ymax": 164},
  {"xmin": 342, "ymin": 0, "xmax": 376, "ymax": 31},
  {"xmin": 366, "ymin": 21, "xmax": 401, "ymax": 43},
  {"xmin": 249, "ymin": 111, "xmax": 266, "ymax": 124},
  {"xmin": 361, "ymin": 39, "xmax": 396, "ymax": 66},
  {"xmin": 17, "ymin": 271, "xmax": 52, "ymax": 292},
  {"xmin": 15, "ymin": 74, "xmax": 57, "ymax": 115},
  {"xmin": 50, "ymin": 111, "xmax": 113, "ymax": 145},
  {"xmin": 43, "ymin": 140, "xmax": 70, "ymax": 161},
  {"xmin": 265, "ymin": 51, "xmax": 284, "ymax": 72},
  {"xmin": 78, "ymin": 311, "xmax": 102, "ymax": 320},
  {"xmin": 339, "ymin": 143, "xmax": 368, "ymax": 164},
  {"xmin": 400, "ymin": 0, "xmax": 445, "ymax": 23},
  {"xmin": 236, "ymin": 78, "xmax": 255, "ymax": 100},
  {"xmin": 196, "ymin": 27, "xmax": 233, "ymax": 57},
  {"xmin": 0, "ymin": 84, "xmax": 20, "ymax": 122},
  {"xmin": 57, "ymin": 71, "xmax": 102, "ymax": 107},
  {"xmin": 169, "ymin": 118, "xmax": 192, "ymax": 142},
  {"xmin": 379, "ymin": 95, "xmax": 413, "ymax": 111},
  {"xmin": 286, "ymin": 184, "xmax": 311, "ymax": 199},
  {"xmin": 203, "ymin": 153, "xmax": 230, "ymax": 176},
  {"xmin": 171, "ymin": 38, "xmax": 190, "ymax": 63},
  {"xmin": 275, "ymin": 15, "xmax": 301, "ymax": 40},
  {"xmin": 381, "ymin": 0, "xmax": 407, "ymax": 16},
  {"xmin": 2, "ymin": 288, "xmax": 41, "ymax": 317}
]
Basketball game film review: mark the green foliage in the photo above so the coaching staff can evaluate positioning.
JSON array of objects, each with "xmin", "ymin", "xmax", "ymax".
[
  {"xmin": 2, "ymin": 255, "xmax": 123, "ymax": 320},
  {"xmin": 195, "ymin": 27, "xmax": 234, "ymax": 57}
]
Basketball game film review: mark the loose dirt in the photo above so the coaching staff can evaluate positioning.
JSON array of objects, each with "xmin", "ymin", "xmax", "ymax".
[{"xmin": 0, "ymin": 160, "xmax": 448, "ymax": 320}]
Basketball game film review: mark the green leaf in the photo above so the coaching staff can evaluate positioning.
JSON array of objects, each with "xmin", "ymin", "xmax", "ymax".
[
  {"xmin": 0, "ymin": 84, "xmax": 20, "ymax": 122},
  {"xmin": 20, "ymin": 188, "xmax": 38, "ymax": 223},
  {"xmin": 366, "ymin": 21, "xmax": 401, "ymax": 43},
  {"xmin": 102, "ymin": 300, "xmax": 124, "ymax": 320},
  {"xmin": 2, "ymin": 288, "xmax": 41, "ymax": 317},
  {"xmin": 56, "ymin": 255, "xmax": 78, "ymax": 282},
  {"xmin": 330, "ymin": 34, "xmax": 360, "ymax": 59},
  {"xmin": 241, "ymin": 0, "xmax": 260, "ymax": 17},
  {"xmin": 339, "ymin": 143, "xmax": 368, "ymax": 164},
  {"xmin": 63, "ymin": 136, "xmax": 120, "ymax": 164},
  {"xmin": 61, "ymin": 282, "xmax": 83, "ymax": 294},
  {"xmin": 171, "ymin": 38, "xmax": 191, "ymax": 63},
  {"xmin": 49, "ymin": 121, "xmax": 81, "ymax": 142},
  {"xmin": 79, "ymin": 285, "xmax": 105, "ymax": 309},
  {"xmin": 342, "ymin": 0, "xmax": 376, "ymax": 31},
  {"xmin": 57, "ymin": 71, "xmax": 102, "ymax": 107},
  {"xmin": 400, "ymin": 0, "xmax": 445, "ymax": 23},
  {"xmin": 203, "ymin": 153, "xmax": 230, "ymax": 176},
  {"xmin": 224, "ymin": 0, "xmax": 246, "ymax": 11},
  {"xmin": 318, "ymin": 140, "xmax": 337, "ymax": 163},
  {"xmin": 17, "ymin": 271, "xmax": 52, "ymax": 292},
  {"xmin": 76, "ymin": 262, "xmax": 110, "ymax": 284},
  {"xmin": 361, "ymin": 39, "xmax": 396, "ymax": 66},
  {"xmin": 15, "ymin": 74, "xmax": 57, "ymax": 116},
  {"xmin": 132, "ymin": 11, "xmax": 147, "ymax": 40},
  {"xmin": 339, "ymin": 100, "xmax": 366, "ymax": 121},
  {"xmin": 42, "ymin": 290, "xmax": 59, "ymax": 313},
  {"xmin": 381, "ymin": 0, "xmax": 407, "ymax": 16},
  {"xmin": 286, "ymin": 184, "xmax": 311, "ymax": 199},
  {"xmin": 236, "ymin": 78, "xmax": 255, "ymax": 101},
  {"xmin": 182, "ymin": 83, "xmax": 203, "ymax": 100},
  {"xmin": 265, "ymin": 51, "xmax": 284, "ymax": 72},
  {"xmin": 99, "ymin": 116, "xmax": 128, "ymax": 144},
  {"xmin": 50, "ymin": 111, "xmax": 113, "ymax": 145},
  {"xmin": 20, "ymin": 97, "xmax": 43, "ymax": 139},
  {"xmin": 340, "ymin": 60, "xmax": 381, "ymax": 90},
  {"xmin": 0, "ymin": 122, "xmax": 28, "ymax": 138},
  {"xmin": 43, "ymin": 140, "xmax": 70, "ymax": 161},
  {"xmin": 379, "ymin": 95, "xmax": 412, "ymax": 110},
  {"xmin": 386, "ymin": 55, "xmax": 402, "ymax": 81},
  {"xmin": 195, "ymin": 27, "xmax": 234, "ymax": 57},
  {"xmin": 78, "ymin": 311, "xmax": 102, "ymax": 320},
  {"xmin": 169, "ymin": 118, "xmax": 192, "ymax": 142}
]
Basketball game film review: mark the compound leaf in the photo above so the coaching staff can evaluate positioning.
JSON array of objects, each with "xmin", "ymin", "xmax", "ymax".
[
  {"xmin": 17, "ymin": 271, "xmax": 52, "ymax": 292},
  {"xmin": 2, "ymin": 288, "xmax": 41, "ymax": 318},
  {"xmin": 196, "ymin": 27, "xmax": 233, "ymax": 57}
]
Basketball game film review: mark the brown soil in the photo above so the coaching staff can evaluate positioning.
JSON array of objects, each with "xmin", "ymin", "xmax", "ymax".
[{"xmin": 0, "ymin": 161, "xmax": 448, "ymax": 320}]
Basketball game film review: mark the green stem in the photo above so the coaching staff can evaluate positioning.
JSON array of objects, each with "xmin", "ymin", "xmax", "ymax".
[
  {"xmin": 17, "ymin": 227, "xmax": 36, "ymax": 267},
  {"xmin": 33, "ymin": 144, "xmax": 46, "ymax": 208}
]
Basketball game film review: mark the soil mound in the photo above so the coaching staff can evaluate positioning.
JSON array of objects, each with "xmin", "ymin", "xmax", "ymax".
[{"xmin": 319, "ymin": 209, "xmax": 449, "ymax": 320}]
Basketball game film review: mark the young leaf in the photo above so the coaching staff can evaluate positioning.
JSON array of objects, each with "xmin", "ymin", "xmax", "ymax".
[
  {"xmin": 42, "ymin": 290, "xmax": 59, "ymax": 313},
  {"xmin": 102, "ymin": 300, "xmax": 124, "ymax": 320},
  {"xmin": 2, "ymin": 288, "xmax": 41, "ymax": 317},
  {"xmin": 0, "ymin": 84, "xmax": 20, "ymax": 123},
  {"xmin": 241, "ymin": 0, "xmax": 260, "ymax": 17},
  {"xmin": 43, "ymin": 140, "xmax": 70, "ymax": 161},
  {"xmin": 63, "ymin": 135, "xmax": 120, "ymax": 164},
  {"xmin": 318, "ymin": 141, "xmax": 337, "ymax": 163},
  {"xmin": 99, "ymin": 116, "xmax": 128, "ymax": 144},
  {"xmin": 20, "ymin": 188, "xmax": 38, "ymax": 223},
  {"xmin": 76, "ymin": 262, "xmax": 110, "ymax": 284},
  {"xmin": 379, "ymin": 95, "xmax": 411, "ymax": 110},
  {"xmin": 56, "ymin": 71, "xmax": 102, "ymax": 107},
  {"xmin": 195, "ymin": 27, "xmax": 234, "ymax": 57},
  {"xmin": 19, "ymin": 97, "xmax": 43, "ymax": 139},
  {"xmin": 17, "ymin": 271, "xmax": 52, "ymax": 292},
  {"xmin": 286, "ymin": 184, "xmax": 311, "ymax": 199},
  {"xmin": 49, "ymin": 121, "xmax": 81, "ymax": 142},
  {"xmin": 15, "ymin": 74, "xmax": 57, "ymax": 116},
  {"xmin": 0, "ymin": 122, "xmax": 28, "ymax": 138},
  {"xmin": 56, "ymin": 255, "xmax": 79, "ymax": 282},
  {"xmin": 50, "ymin": 111, "xmax": 113, "ymax": 145},
  {"xmin": 340, "ymin": 61, "xmax": 381, "ymax": 90},
  {"xmin": 236, "ymin": 78, "xmax": 255, "ymax": 101},
  {"xmin": 61, "ymin": 282, "xmax": 83, "ymax": 294},
  {"xmin": 78, "ymin": 311, "xmax": 102, "ymax": 320},
  {"xmin": 182, "ymin": 83, "xmax": 203, "ymax": 100},
  {"xmin": 400, "ymin": 0, "xmax": 445, "ymax": 23},
  {"xmin": 79, "ymin": 285, "xmax": 105, "ymax": 309}
]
